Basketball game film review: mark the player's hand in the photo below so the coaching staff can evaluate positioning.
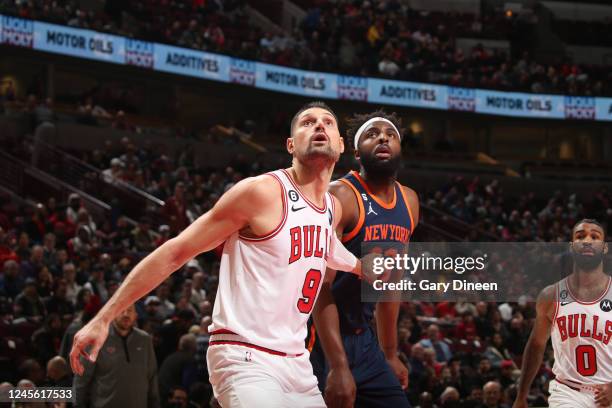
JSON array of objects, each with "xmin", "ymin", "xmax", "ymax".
[
  {"xmin": 357, "ymin": 253, "xmax": 391, "ymax": 284},
  {"xmin": 595, "ymin": 383, "xmax": 612, "ymax": 408},
  {"xmin": 386, "ymin": 355, "xmax": 408, "ymax": 389},
  {"xmin": 511, "ymin": 397, "xmax": 529, "ymax": 408},
  {"xmin": 70, "ymin": 316, "xmax": 110, "ymax": 375},
  {"xmin": 324, "ymin": 365, "xmax": 356, "ymax": 408}
]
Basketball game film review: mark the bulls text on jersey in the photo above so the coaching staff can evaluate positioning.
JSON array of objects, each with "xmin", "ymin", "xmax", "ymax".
[
  {"xmin": 556, "ymin": 314, "xmax": 612, "ymax": 345},
  {"xmin": 289, "ymin": 225, "xmax": 330, "ymax": 264}
]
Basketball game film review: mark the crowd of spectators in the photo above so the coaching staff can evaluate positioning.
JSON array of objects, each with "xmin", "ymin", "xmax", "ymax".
[
  {"xmin": 1, "ymin": 0, "xmax": 611, "ymax": 96},
  {"xmin": 425, "ymin": 176, "xmax": 612, "ymax": 243},
  {"xmin": 1, "ymin": 125, "xmax": 610, "ymax": 407}
]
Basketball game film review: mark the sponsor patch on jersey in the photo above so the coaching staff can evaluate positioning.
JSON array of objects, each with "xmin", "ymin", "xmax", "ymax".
[{"xmin": 600, "ymin": 299, "xmax": 612, "ymax": 312}]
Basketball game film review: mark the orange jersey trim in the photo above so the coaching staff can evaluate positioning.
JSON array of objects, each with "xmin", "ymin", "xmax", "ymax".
[
  {"xmin": 339, "ymin": 178, "xmax": 365, "ymax": 243},
  {"xmin": 350, "ymin": 171, "xmax": 396, "ymax": 210},
  {"xmin": 397, "ymin": 182, "xmax": 415, "ymax": 235}
]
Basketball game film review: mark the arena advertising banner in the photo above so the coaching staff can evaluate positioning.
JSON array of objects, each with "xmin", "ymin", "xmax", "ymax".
[
  {"xmin": 35, "ymin": 22, "xmax": 125, "ymax": 64},
  {"xmin": 476, "ymin": 90, "xmax": 565, "ymax": 119},
  {"xmin": 229, "ymin": 58, "xmax": 256, "ymax": 86},
  {"xmin": 255, "ymin": 63, "xmax": 336, "ymax": 99},
  {"xmin": 1, "ymin": 15, "xmax": 34, "ymax": 48},
  {"xmin": 368, "ymin": 78, "xmax": 448, "ymax": 110},
  {"xmin": 595, "ymin": 97, "xmax": 612, "ymax": 121},
  {"xmin": 154, "ymin": 44, "xmax": 229, "ymax": 82},
  {"xmin": 3, "ymin": 14, "xmax": 612, "ymax": 122}
]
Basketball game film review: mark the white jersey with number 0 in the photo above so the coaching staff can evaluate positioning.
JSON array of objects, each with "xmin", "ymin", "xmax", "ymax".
[
  {"xmin": 551, "ymin": 276, "xmax": 612, "ymax": 385},
  {"xmin": 208, "ymin": 169, "xmax": 335, "ymax": 355}
]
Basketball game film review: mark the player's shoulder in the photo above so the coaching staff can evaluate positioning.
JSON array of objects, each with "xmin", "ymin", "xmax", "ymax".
[
  {"xmin": 398, "ymin": 183, "xmax": 419, "ymax": 201},
  {"xmin": 132, "ymin": 327, "xmax": 152, "ymax": 339},
  {"xmin": 228, "ymin": 173, "xmax": 283, "ymax": 205},
  {"xmin": 329, "ymin": 178, "xmax": 356, "ymax": 204},
  {"xmin": 536, "ymin": 283, "xmax": 558, "ymax": 319},
  {"xmin": 537, "ymin": 283, "xmax": 557, "ymax": 302}
]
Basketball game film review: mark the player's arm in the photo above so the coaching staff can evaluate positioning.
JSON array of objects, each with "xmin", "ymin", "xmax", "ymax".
[
  {"xmin": 327, "ymin": 196, "xmax": 359, "ymax": 274},
  {"xmin": 313, "ymin": 181, "xmax": 357, "ymax": 408},
  {"xmin": 70, "ymin": 175, "xmax": 280, "ymax": 375},
  {"xmin": 514, "ymin": 284, "xmax": 556, "ymax": 408},
  {"xmin": 375, "ymin": 185, "xmax": 419, "ymax": 389}
]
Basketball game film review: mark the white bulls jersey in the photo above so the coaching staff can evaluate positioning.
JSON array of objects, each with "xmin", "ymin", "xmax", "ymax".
[
  {"xmin": 208, "ymin": 169, "xmax": 335, "ymax": 355},
  {"xmin": 551, "ymin": 275, "xmax": 612, "ymax": 385}
]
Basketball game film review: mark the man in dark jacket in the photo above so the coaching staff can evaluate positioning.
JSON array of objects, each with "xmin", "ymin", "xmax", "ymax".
[{"xmin": 74, "ymin": 304, "xmax": 160, "ymax": 408}]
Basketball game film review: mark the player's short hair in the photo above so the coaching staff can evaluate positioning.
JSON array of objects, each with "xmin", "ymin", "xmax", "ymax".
[
  {"xmin": 572, "ymin": 218, "xmax": 606, "ymax": 240},
  {"xmin": 345, "ymin": 109, "xmax": 403, "ymax": 147},
  {"xmin": 290, "ymin": 101, "xmax": 338, "ymax": 134}
]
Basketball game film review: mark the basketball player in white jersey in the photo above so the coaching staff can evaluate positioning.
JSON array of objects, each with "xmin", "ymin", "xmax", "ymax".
[
  {"xmin": 514, "ymin": 219, "xmax": 612, "ymax": 408},
  {"xmin": 69, "ymin": 101, "xmax": 366, "ymax": 407}
]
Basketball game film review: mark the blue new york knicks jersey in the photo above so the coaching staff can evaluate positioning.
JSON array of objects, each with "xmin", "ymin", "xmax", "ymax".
[{"xmin": 333, "ymin": 170, "xmax": 414, "ymax": 332}]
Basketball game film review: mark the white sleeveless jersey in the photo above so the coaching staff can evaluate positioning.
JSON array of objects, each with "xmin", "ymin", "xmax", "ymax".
[
  {"xmin": 551, "ymin": 276, "xmax": 612, "ymax": 384},
  {"xmin": 209, "ymin": 169, "xmax": 335, "ymax": 355}
]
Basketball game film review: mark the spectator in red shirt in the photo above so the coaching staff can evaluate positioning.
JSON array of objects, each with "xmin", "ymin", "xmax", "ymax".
[
  {"xmin": 164, "ymin": 181, "xmax": 188, "ymax": 233},
  {"xmin": 455, "ymin": 311, "xmax": 478, "ymax": 341}
]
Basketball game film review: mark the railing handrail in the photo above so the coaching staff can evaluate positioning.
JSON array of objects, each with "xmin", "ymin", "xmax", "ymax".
[
  {"xmin": 0, "ymin": 150, "xmax": 111, "ymax": 211},
  {"xmin": 420, "ymin": 202, "xmax": 500, "ymax": 241},
  {"xmin": 31, "ymin": 137, "xmax": 165, "ymax": 207}
]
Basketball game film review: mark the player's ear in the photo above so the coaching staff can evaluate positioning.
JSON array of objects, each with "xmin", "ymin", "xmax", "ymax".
[
  {"xmin": 339, "ymin": 136, "xmax": 345, "ymax": 154},
  {"xmin": 354, "ymin": 148, "xmax": 360, "ymax": 160},
  {"xmin": 287, "ymin": 137, "xmax": 295, "ymax": 154},
  {"xmin": 604, "ymin": 242, "xmax": 609, "ymax": 255}
]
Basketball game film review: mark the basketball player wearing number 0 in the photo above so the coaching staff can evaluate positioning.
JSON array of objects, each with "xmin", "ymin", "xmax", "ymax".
[
  {"xmin": 69, "ymin": 101, "xmax": 367, "ymax": 408},
  {"xmin": 514, "ymin": 219, "xmax": 612, "ymax": 408}
]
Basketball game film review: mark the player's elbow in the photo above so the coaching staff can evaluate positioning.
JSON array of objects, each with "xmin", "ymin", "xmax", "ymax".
[{"xmin": 163, "ymin": 238, "xmax": 190, "ymax": 272}]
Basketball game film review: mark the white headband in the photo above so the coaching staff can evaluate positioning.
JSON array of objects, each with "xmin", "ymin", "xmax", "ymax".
[{"xmin": 353, "ymin": 117, "xmax": 401, "ymax": 149}]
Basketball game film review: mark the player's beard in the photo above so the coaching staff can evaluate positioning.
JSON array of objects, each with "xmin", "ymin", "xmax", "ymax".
[
  {"xmin": 360, "ymin": 151, "xmax": 401, "ymax": 180},
  {"xmin": 299, "ymin": 142, "xmax": 340, "ymax": 166},
  {"xmin": 572, "ymin": 248, "xmax": 605, "ymax": 271}
]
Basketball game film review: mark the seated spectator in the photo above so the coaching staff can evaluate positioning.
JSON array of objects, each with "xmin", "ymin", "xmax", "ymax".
[
  {"xmin": 483, "ymin": 333, "xmax": 512, "ymax": 369},
  {"xmin": 20, "ymin": 244, "xmax": 45, "ymax": 279},
  {"xmin": 36, "ymin": 265, "xmax": 54, "ymax": 298},
  {"xmin": 67, "ymin": 225, "xmax": 97, "ymax": 259},
  {"xmin": 17, "ymin": 359, "xmax": 45, "ymax": 386},
  {"xmin": 62, "ymin": 262, "xmax": 81, "ymax": 305},
  {"xmin": 132, "ymin": 217, "xmax": 156, "ymax": 253},
  {"xmin": 439, "ymin": 386, "xmax": 461, "ymax": 408},
  {"xmin": 419, "ymin": 324, "xmax": 453, "ymax": 363},
  {"xmin": 190, "ymin": 271, "xmax": 207, "ymax": 306},
  {"xmin": 44, "ymin": 278, "xmax": 75, "ymax": 322},
  {"xmin": 0, "ymin": 259, "xmax": 23, "ymax": 299},
  {"xmin": 164, "ymin": 181, "xmax": 189, "ymax": 233},
  {"xmin": 166, "ymin": 386, "xmax": 188, "ymax": 408},
  {"xmin": 14, "ymin": 278, "xmax": 46, "ymax": 323},
  {"xmin": 103, "ymin": 157, "xmax": 125, "ymax": 184},
  {"xmin": 480, "ymin": 381, "xmax": 508, "ymax": 408},
  {"xmin": 66, "ymin": 193, "xmax": 83, "ymax": 224},
  {"xmin": 31, "ymin": 313, "xmax": 63, "ymax": 364},
  {"xmin": 44, "ymin": 356, "xmax": 72, "ymax": 387},
  {"xmin": 158, "ymin": 333, "xmax": 198, "ymax": 399},
  {"xmin": 84, "ymin": 265, "xmax": 109, "ymax": 303}
]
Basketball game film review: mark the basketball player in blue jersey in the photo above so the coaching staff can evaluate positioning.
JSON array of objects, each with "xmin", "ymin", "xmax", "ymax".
[{"xmin": 309, "ymin": 110, "xmax": 419, "ymax": 408}]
